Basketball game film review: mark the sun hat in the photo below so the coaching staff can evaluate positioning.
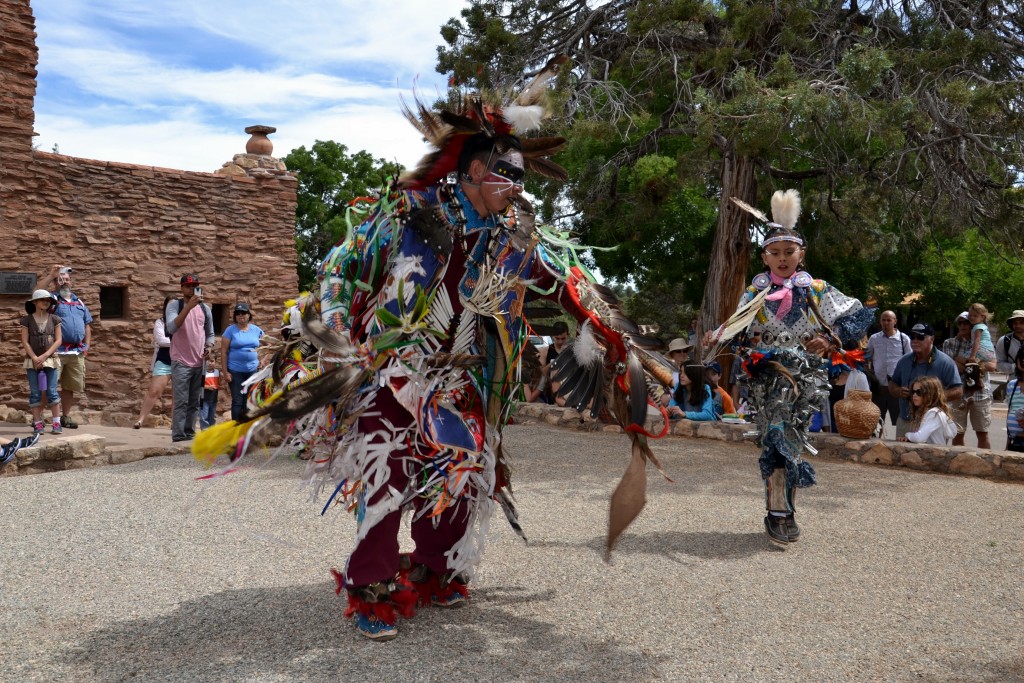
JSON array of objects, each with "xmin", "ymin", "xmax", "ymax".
[
  {"xmin": 1006, "ymin": 310, "xmax": 1024, "ymax": 326},
  {"xmin": 25, "ymin": 289, "xmax": 54, "ymax": 313},
  {"xmin": 668, "ymin": 338, "xmax": 693, "ymax": 354}
]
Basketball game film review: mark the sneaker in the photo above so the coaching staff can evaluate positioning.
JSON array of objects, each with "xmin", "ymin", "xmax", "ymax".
[
  {"xmin": 783, "ymin": 515, "xmax": 800, "ymax": 542},
  {"xmin": 51, "ymin": 422, "xmax": 63, "ymax": 434},
  {"xmin": 354, "ymin": 612, "xmax": 398, "ymax": 641},
  {"xmin": 764, "ymin": 515, "xmax": 790, "ymax": 546},
  {"xmin": 33, "ymin": 421, "xmax": 45, "ymax": 434},
  {"xmin": 60, "ymin": 416, "xmax": 79, "ymax": 429}
]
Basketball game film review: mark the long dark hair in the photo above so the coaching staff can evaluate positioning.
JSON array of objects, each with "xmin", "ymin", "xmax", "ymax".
[{"xmin": 674, "ymin": 364, "xmax": 710, "ymax": 409}]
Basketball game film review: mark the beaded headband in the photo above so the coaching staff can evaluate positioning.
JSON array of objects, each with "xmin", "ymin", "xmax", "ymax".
[{"xmin": 762, "ymin": 235, "xmax": 804, "ymax": 248}]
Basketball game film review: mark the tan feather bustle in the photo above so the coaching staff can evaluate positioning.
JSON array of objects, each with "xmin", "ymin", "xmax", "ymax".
[{"xmin": 770, "ymin": 189, "xmax": 801, "ymax": 230}]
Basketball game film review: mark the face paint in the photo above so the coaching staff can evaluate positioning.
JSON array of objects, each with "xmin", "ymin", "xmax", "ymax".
[{"xmin": 482, "ymin": 150, "xmax": 525, "ymax": 191}]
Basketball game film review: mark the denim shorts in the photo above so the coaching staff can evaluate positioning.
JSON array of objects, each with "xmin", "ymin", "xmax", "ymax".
[{"xmin": 153, "ymin": 360, "xmax": 173, "ymax": 377}]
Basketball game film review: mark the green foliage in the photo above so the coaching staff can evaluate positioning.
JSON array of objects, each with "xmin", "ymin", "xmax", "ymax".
[
  {"xmin": 435, "ymin": 0, "xmax": 1024, "ymax": 325},
  {"xmin": 283, "ymin": 141, "xmax": 402, "ymax": 290}
]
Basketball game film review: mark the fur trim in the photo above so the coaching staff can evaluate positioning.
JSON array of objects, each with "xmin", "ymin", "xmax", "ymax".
[
  {"xmin": 503, "ymin": 104, "xmax": 545, "ymax": 133},
  {"xmin": 334, "ymin": 568, "xmax": 418, "ymax": 622},
  {"xmin": 770, "ymin": 189, "xmax": 801, "ymax": 230}
]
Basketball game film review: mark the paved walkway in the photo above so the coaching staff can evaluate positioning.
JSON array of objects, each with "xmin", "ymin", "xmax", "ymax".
[{"xmin": 1, "ymin": 424, "xmax": 1022, "ymax": 682}]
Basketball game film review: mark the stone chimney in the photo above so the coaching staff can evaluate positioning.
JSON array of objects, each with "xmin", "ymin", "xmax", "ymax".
[
  {"xmin": 0, "ymin": 0, "xmax": 38, "ymax": 173},
  {"xmin": 216, "ymin": 125, "xmax": 290, "ymax": 177}
]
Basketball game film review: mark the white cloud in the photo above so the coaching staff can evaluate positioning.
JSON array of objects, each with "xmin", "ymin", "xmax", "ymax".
[{"xmin": 31, "ymin": 1, "xmax": 468, "ymax": 172}]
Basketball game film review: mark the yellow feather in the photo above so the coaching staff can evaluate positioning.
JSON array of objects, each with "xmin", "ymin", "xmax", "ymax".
[{"xmin": 192, "ymin": 420, "xmax": 255, "ymax": 466}]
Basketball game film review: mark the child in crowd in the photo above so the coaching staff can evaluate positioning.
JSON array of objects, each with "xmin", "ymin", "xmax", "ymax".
[
  {"xmin": 704, "ymin": 361, "xmax": 735, "ymax": 417},
  {"xmin": 901, "ymin": 376, "xmax": 958, "ymax": 445},
  {"xmin": 19, "ymin": 290, "xmax": 63, "ymax": 434},
  {"xmin": 200, "ymin": 350, "xmax": 220, "ymax": 430},
  {"xmin": 967, "ymin": 303, "xmax": 995, "ymax": 364},
  {"xmin": 668, "ymin": 364, "xmax": 718, "ymax": 421}
]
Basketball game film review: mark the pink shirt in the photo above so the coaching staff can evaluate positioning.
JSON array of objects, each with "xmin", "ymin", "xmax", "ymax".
[{"xmin": 170, "ymin": 304, "xmax": 208, "ymax": 367}]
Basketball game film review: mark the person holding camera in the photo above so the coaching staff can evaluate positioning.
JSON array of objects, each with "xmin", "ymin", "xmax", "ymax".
[
  {"xmin": 942, "ymin": 312, "xmax": 995, "ymax": 449},
  {"xmin": 39, "ymin": 265, "xmax": 92, "ymax": 429},
  {"xmin": 165, "ymin": 274, "xmax": 214, "ymax": 442},
  {"xmin": 1000, "ymin": 310, "xmax": 1024, "ymax": 451},
  {"xmin": 996, "ymin": 310, "xmax": 1024, "ymax": 377}
]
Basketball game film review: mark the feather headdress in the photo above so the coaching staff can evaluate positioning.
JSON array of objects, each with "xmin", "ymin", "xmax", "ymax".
[
  {"xmin": 399, "ymin": 55, "xmax": 569, "ymax": 190},
  {"xmin": 770, "ymin": 189, "xmax": 801, "ymax": 230},
  {"xmin": 730, "ymin": 189, "xmax": 802, "ymax": 231}
]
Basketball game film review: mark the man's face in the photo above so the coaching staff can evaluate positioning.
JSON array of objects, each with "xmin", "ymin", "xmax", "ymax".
[
  {"xmin": 880, "ymin": 312, "xmax": 896, "ymax": 334},
  {"xmin": 669, "ymin": 350, "xmax": 688, "ymax": 367},
  {"xmin": 910, "ymin": 332, "xmax": 934, "ymax": 356},
  {"xmin": 181, "ymin": 284, "xmax": 196, "ymax": 298},
  {"xmin": 552, "ymin": 332, "xmax": 568, "ymax": 349},
  {"xmin": 1013, "ymin": 319, "xmax": 1024, "ymax": 336},
  {"xmin": 956, "ymin": 318, "xmax": 971, "ymax": 339},
  {"xmin": 476, "ymin": 150, "xmax": 525, "ymax": 215}
]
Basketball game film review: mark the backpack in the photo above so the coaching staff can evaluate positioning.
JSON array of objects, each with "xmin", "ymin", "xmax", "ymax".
[{"xmin": 167, "ymin": 299, "xmax": 210, "ymax": 337}]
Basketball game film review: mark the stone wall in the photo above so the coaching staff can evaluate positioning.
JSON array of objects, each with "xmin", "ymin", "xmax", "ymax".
[
  {"xmin": 0, "ymin": 0, "xmax": 299, "ymax": 416},
  {"xmin": 513, "ymin": 403, "xmax": 1024, "ymax": 482}
]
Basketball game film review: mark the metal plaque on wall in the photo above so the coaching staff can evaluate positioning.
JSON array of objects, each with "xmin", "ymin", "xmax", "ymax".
[{"xmin": 0, "ymin": 272, "xmax": 38, "ymax": 295}]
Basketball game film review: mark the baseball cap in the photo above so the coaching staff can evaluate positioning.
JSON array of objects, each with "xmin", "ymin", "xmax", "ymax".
[
  {"xmin": 705, "ymin": 361, "xmax": 722, "ymax": 374},
  {"xmin": 910, "ymin": 323, "xmax": 935, "ymax": 336},
  {"xmin": 233, "ymin": 302, "xmax": 251, "ymax": 315},
  {"xmin": 180, "ymin": 274, "xmax": 201, "ymax": 286},
  {"xmin": 956, "ymin": 311, "xmax": 969, "ymax": 322},
  {"xmin": 668, "ymin": 338, "xmax": 694, "ymax": 354}
]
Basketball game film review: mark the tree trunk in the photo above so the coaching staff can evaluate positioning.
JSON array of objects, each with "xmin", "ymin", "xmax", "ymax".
[{"xmin": 699, "ymin": 145, "xmax": 756, "ymax": 389}]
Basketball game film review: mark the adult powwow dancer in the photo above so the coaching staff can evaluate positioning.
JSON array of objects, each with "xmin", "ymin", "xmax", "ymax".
[
  {"xmin": 193, "ymin": 58, "xmax": 676, "ymax": 641},
  {"xmin": 707, "ymin": 190, "xmax": 873, "ymax": 546}
]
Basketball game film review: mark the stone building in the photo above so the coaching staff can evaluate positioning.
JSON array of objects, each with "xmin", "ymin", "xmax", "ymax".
[{"xmin": 0, "ymin": 0, "xmax": 299, "ymax": 420}]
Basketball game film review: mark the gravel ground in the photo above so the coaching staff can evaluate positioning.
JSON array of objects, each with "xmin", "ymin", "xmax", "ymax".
[{"xmin": 1, "ymin": 424, "xmax": 1022, "ymax": 682}]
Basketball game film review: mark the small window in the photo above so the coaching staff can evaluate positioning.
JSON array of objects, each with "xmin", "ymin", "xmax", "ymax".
[
  {"xmin": 212, "ymin": 303, "xmax": 230, "ymax": 335},
  {"xmin": 99, "ymin": 287, "xmax": 127, "ymax": 319}
]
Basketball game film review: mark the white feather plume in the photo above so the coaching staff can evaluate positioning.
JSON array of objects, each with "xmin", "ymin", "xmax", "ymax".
[
  {"xmin": 502, "ymin": 104, "xmax": 545, "ymax": 133},
  {"xmin": 573, "ymin": 320, "xmax": 603, "ymax": 367},
  {"xmin": 770, "ymin": 189, "xmax": 801, "ymax": 230}
]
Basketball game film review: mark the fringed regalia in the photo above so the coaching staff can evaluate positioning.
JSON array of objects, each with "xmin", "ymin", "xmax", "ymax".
[
  {"xmin": 711, "ymin": 191, "xmax": 874, "ymax": 543},
  {"xmin": 736, "ymin": 275, "xmax": 873, "ymax": 502},
  {"xmin": 193, "ymin": 59, "xmax": 677, "ymax": 638}
]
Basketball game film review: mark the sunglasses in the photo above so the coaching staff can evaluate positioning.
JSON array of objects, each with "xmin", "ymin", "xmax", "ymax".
[
  {"xmin": 910, "ymin": 388, "xmax": 925, "ymax": 396},
  {"xmin": 909, "ymin": 332, "xmax": 929, "ymax": 340}
]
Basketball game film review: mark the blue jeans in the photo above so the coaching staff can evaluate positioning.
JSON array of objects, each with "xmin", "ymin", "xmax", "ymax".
[
  {"xmin": 229, "ymin": 370, "xmax": 255, "ymax": 422},
  {"xmin": 200, "ymin": 389, "xmax": 218, "ymax": 429},
  {"xmin": 27, "ymin": 368, "xmax": 61, "ymax": 408}
]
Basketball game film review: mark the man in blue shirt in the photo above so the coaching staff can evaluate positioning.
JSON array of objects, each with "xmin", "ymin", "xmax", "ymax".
[
  {"xmin": 41, "ymin": 265, "xmax": 93, "ymax": 429},
  {"xmin": 888, "ymin": 322, "xmax": 962, "ymax": 438}
]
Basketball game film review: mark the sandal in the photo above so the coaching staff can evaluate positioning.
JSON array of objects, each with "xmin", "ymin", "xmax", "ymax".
[{"xmin": 133, "ymin": 421, "xmax": 142, "ymax": 429}]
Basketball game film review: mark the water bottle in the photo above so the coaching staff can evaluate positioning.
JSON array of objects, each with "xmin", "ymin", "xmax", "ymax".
[{"xmin": 38, "ymin": 369, "xmax": 47, "ymax": 392}]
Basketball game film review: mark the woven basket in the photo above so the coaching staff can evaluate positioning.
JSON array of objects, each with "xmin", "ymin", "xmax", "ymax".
[{"xmin": 833, "ymin": 389, "xmax": 880, "ymax": 439}]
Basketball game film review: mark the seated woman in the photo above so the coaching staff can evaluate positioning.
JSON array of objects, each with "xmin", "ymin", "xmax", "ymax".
[
  {"xmin": 668, "ymin": 364, "xmax": 718, "ymax": 421},
  {"xmin": 900, "ymin": 376, "xmax": 958, "ymax": 445}
]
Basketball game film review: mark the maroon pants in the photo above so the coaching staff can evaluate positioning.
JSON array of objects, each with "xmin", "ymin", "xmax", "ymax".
[{"xmin": 344, "ymin": 387, "xmax": 471, "ymax": 588}]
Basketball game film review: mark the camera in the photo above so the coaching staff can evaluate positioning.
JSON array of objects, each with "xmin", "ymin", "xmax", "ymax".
[{"xmin": 58, "ymin": 266, "xmax": 72, "ymax": 274}]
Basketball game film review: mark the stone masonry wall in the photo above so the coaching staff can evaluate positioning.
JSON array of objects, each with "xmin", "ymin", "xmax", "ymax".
[{"xmin": 0, "ymin": 0, "xmax": 299, "ymax": 416}]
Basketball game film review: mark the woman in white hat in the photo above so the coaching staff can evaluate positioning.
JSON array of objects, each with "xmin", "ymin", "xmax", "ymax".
[{"xmin": 19, "ymin": 289, "xmax": 64, "ymax": 434}]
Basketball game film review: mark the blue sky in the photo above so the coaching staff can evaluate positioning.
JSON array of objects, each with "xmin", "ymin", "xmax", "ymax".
[{"xmin": 32, "ymin": 0, "xmax": 469, "ymax": 172}]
